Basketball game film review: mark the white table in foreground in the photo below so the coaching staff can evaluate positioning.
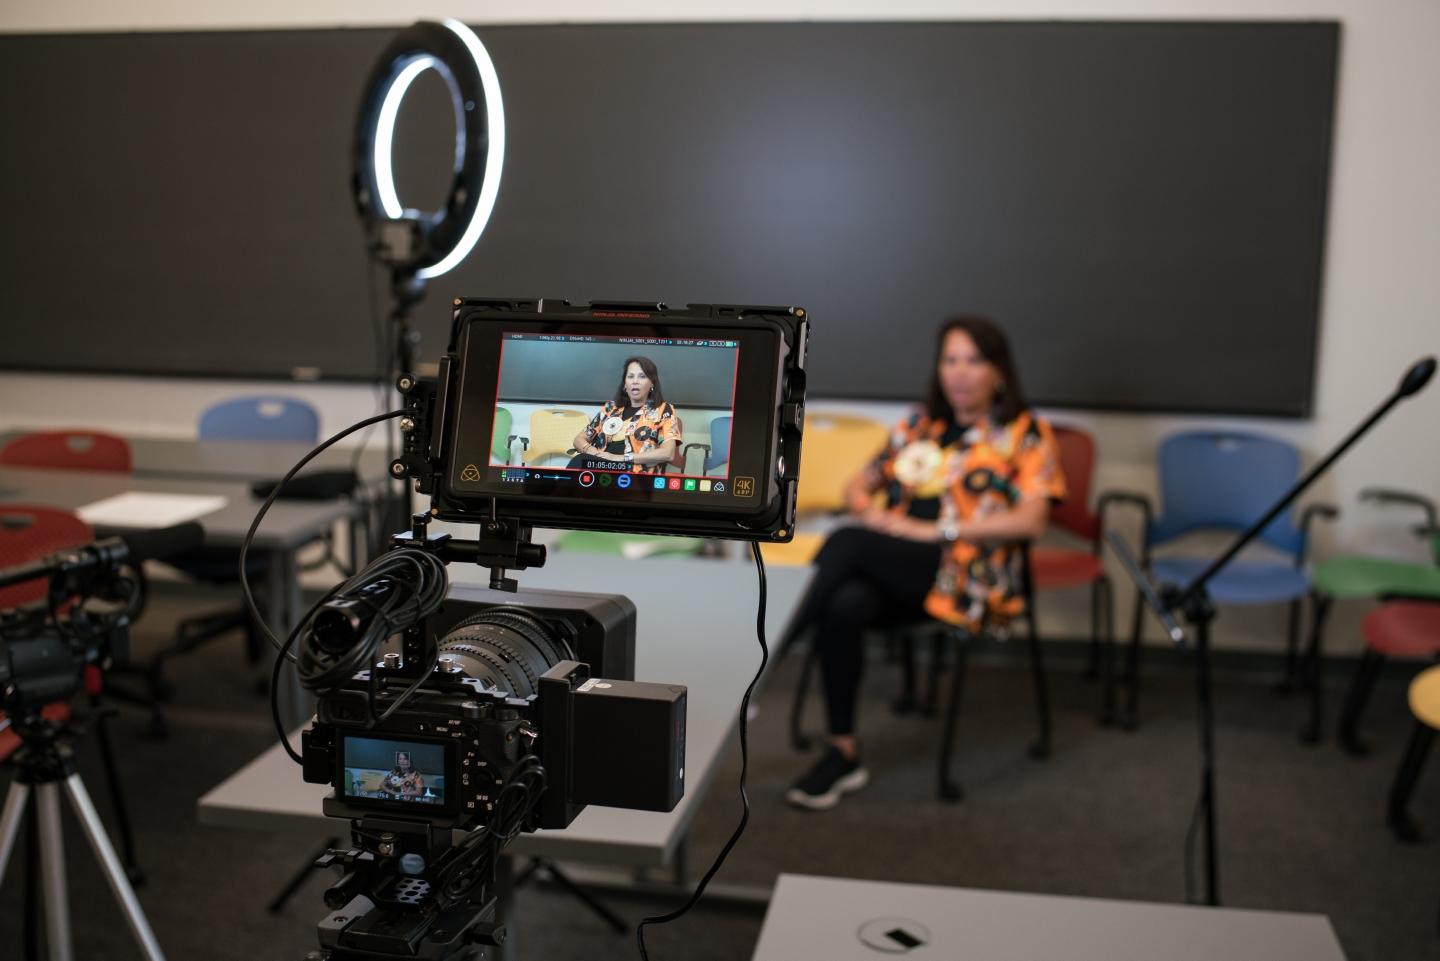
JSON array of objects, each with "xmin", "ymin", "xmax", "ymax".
[
  {"xmin": 198, "ymin": 552, "xmax": 809, "ymax": 868},
  {"xmin": 753, "ymin": 874, "xmax": 1346, "ymax": 961}
]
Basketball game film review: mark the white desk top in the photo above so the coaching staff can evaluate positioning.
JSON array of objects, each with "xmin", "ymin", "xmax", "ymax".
[
  {"xmin": 752, "ymin": 874, "xmax": 1347, "ymax": 961},
  {"xmin": 198, "ymin": 551, "xmax": 810, "ymax": 867},
  {"xmin": 0, "ymin": 465, "xmax": 354, "ymax": 549}
]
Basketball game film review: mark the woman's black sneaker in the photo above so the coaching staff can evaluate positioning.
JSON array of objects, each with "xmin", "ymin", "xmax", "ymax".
[{"xmin": 785, "ymin": 747, "xmax": 869, "ymax": 811}]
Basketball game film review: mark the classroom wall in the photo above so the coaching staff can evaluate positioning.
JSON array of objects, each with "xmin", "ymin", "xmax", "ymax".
[{"xmin": 3, "ymin": 0, "xmax": 1437, "ymax": 655}]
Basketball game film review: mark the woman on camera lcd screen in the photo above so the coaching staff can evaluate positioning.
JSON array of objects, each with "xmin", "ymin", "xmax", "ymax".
[
  {"xmin": 569, "ymin": 356, "xmax": 683, "ymax": 473},
  {"xmin": 785, "ymin": 316, "xmax": 1066, "ymax": 812},
  {"xmin": 381, "ymin": 751, "xmax": 426, "ymax": 800}
]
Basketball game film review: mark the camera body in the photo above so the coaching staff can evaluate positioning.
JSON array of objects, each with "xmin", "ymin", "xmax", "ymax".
[{"xmin": 300, "ymin": 586, "xmax": 684, "ymax": 834}]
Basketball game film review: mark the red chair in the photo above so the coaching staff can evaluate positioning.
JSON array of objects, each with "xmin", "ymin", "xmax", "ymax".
[
  {"xmin": 0, "ymin": 429, "xmax": 132, "ymax": 473},
  {"xmin": 1337, "ymin": 600, "xmax": 1440, "ymax": 757},
  {"xmin": 0, "ymin": 504, "xmax": 95, "ymax": 609},
  {"xmin": 0, "ymin": 506, "xmax": 93, "ymax": 762}
]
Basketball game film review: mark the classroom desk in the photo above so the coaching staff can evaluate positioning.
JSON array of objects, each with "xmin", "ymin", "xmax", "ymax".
[
  {"xmin": 123, "ymin": 436, "xmax": 391, "ymax": 484},
  {"xmin": 0, "ymin": 431, "xmax": 391, "ymax": 484},
  {"xmin": 752, "ymin": 874, "xmax": 1347, "ymax": 961},
  {"xmin": 0, "ymin": 465, "xmax": 362, "ymax": 728},
  {"xmin": 198, "ymin": 551, "xmax": 809, "ymax": 866}
]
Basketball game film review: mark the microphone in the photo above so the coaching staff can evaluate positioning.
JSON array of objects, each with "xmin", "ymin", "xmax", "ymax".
[
  {"xmin": 1398, "ymin": 356, "xmax": 1437, "ymax": 398},
  {"xmin": 0, "ymin": 522, "xmax": 205, "ymax": 592}
]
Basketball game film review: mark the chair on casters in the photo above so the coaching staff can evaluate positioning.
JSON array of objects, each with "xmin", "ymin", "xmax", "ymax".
[
  {"xmin": 1106, "ymin": 431, "xmax": 1335, "ymax": 730},
  {"xmin": 147, "ymin": 396, "xmax": 323, "ymax": 733},
  {"xmin": 1303, "ymin": 488, "xmax": 1440, "ymax": 747},
  {"xmin": 1388, "ymin": 661, "xmax": 1440, "ymax": 841}
]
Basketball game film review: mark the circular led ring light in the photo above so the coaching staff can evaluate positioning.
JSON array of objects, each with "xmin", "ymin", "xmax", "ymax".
[{"xmin": 353, "ymin": 19, "xmax": 504, "ymax": 279}]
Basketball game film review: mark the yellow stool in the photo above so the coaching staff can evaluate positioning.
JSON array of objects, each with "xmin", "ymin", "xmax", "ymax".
[{"xmin": 1388, "ymin": 664, "xmax": 1440, "ymax": 841}]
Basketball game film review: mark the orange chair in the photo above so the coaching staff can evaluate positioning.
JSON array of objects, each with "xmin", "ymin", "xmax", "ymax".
[
  {"xmin": 1027, "ymin": 425, "xmax": 1129, "ymax": 721},
  {"xmin": 0, "ymin": 430, "xmax": 132, "ymax": 473}
]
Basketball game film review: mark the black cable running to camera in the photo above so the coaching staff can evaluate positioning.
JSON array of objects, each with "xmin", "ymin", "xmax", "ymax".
[
  {"xmin": 238, "ymin": 408, "xmax": 406, "ymax": 661},
  {"xmin": 635, "ymin": 541, "xmax": 769, "ymax": 960},
  {"xmin": 270, "ymin": 549, "xmax": 448, "ymax": 765}
]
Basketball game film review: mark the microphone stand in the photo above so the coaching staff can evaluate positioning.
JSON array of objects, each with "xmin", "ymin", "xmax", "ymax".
[{"xmin": 1108, "ymin": 356, "xmax": 1436, "ymax": 907}]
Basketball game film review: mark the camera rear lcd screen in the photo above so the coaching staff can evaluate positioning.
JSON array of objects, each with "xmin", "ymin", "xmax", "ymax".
[
  {"xmin": 340, "ymin": 735, "xmax": 450, "ymax": 809},
  {"xmin": 491, "ymin": 332, "xmax": 738, "ymax": 489}
]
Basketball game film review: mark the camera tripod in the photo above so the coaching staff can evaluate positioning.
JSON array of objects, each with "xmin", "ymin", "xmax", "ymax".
[{"xmin": 0, "ymin": 713, "xmax": 166, "ymax": 961}]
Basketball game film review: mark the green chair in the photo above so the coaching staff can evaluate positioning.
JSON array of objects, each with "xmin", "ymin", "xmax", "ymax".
[
  {"xmin": 1301, "ymin": 487, "xmax": 1440, "ymax": 743},
  {"xmin": 492, "ymin": 406, "xmax": 514, "ymax": 463},
  {"xmin": 550, "ymin": 529, "xmax": 703, "ymax": 559}
]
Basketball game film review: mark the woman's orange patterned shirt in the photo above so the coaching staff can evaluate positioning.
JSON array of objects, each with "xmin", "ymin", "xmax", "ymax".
[
  {"xmin": 871, "ymin": 408, "xmax": 1066, "ymax": 631},
  {"xmin": 580, "ymin": 401, "xmax": 683, "ymax": 474}
]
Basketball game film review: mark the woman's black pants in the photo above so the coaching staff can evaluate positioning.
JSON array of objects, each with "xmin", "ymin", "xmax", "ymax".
[{"xmin": 792, "ymin": 527, "xmax": 942, "ymax": 737}]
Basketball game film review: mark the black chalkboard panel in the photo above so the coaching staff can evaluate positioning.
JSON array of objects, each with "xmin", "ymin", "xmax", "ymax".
[{"xmin": 0, "ymin": 21, "xmax": 1338, "ymax": 415}]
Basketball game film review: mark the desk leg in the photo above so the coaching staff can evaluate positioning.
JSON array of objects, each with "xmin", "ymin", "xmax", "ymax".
[
  {"xmin": 269, "ymin": 548, "xmax": 313, "ymax": 731},
  {"xmin": 495, "ymin": 853, "xmax": 516, "ymax": 961}
]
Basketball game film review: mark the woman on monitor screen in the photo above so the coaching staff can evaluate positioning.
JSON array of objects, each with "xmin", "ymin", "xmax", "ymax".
[
  {"xmin": 785, "ymin": 316, "xmax": 1066, "ymax": 811},
  {"xmin": 381, "ymin": 751, "xmax": 425, "ymax": 800},
  {"xmin": 570, "ymin": 356, "xmax": 683, "ymax": 473}
]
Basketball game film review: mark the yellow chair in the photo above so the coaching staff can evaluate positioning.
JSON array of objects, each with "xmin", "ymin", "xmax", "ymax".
[
  {"xmin": 1389, "ymin": 662, "xmax": 1440, "ymax": 840},
  {"xmin": 524, "ymin": 408, "xmax": 591, "ymax": 466},
  {"xmin": 761, "ymin": 412, "xmax": 889, "ymax": 567}
]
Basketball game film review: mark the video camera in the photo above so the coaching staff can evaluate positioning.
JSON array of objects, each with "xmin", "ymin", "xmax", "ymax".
[
  {"xmin": 0, "ymin": 522, "xmax": 203, "ymax": 718},
  {"xmin": 292, "ymin": 298, "xmax": 808, "ymax": 960}
]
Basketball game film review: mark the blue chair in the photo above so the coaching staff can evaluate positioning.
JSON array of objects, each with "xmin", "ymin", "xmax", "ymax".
[
  {"xmin": 682, "ymin": 415, "xmax": 732, "ymax": 475},
  {"xmin": 199, "ymin": 396, "xmax": 320, "ymax": 443},
  {"xmin": 1109, "ymin": 431, "xmax": 1334, "ymax": 728}
]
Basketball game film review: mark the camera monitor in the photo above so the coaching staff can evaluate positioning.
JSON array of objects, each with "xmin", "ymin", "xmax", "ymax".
[
  {"xmin": 397, "ymin": 298, "xmax": 808, "ymax": 541},
  {"xmin": 337, "ymin": 732, "xmax": 453, "ymax": 813}
]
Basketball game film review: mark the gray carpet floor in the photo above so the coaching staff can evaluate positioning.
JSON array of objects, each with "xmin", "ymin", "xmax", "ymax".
[{"xmin": 2, "ymin": 587, "xmax": 1437, "ymax": 960}]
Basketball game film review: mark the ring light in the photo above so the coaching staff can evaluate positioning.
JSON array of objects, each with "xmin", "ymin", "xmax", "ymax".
[{"xmin": 354, "ymin": 18, "xmax": 504, "ymax": 281}]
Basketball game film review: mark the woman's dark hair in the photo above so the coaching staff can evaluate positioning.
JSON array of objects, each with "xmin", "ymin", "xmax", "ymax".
[
  {"xmin": 611, "ymin": 355, "xmax": 666, "ymax": 407},
  {"xmin": 923, "ymin": 315, "xmax": 1029, "ymax": 425}
]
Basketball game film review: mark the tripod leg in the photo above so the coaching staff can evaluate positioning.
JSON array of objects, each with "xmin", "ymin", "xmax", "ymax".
[
  {"xmin": 62, "ymin": 774, "xmax": 167, "ymax": 961},
  {"xmin": 268, "ymin": 836, "xmax": 340, "ymax": 914},
  {"xmin": 90, "ymin": 699, "xmax": 144, "ymax": 884},
  {"xmin": 539, "ymin": 860, "xmax": 628, "ymax": 933},
  {"xmin": 35, "ymin": 784, "xmax": 75, "ymax": 961},
  {"xmin": 0, "ymin": 779, "xmax": 29, "ymax": 883}
]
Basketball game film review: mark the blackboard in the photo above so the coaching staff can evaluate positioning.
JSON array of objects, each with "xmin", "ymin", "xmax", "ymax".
[{"xmin": 0, "ymin": 21, "xmax": 1338, "ymax": 415}]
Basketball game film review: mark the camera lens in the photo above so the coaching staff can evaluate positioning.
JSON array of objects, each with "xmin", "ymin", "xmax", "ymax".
[{"xmin": 437, "ymin": 608, "xmax": 574, "ymax": 699}]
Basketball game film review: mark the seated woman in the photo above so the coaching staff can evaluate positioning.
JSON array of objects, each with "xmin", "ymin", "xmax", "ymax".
[
  {"xmin": 380, "ymin": 751, "xmax": 425, "ymax": 800},
  {"xmin": 785, "ymin": 316, "xmax": 1065, "ymax": 811},
  {"xmin": 569, "ymin": 356, "xmax": 683, "ymax": 473}
]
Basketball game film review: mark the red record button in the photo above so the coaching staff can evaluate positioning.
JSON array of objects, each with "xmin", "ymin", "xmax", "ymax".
[{"xmin": 579, "ymin": 471, "xmax": 596, "ymax": 488}]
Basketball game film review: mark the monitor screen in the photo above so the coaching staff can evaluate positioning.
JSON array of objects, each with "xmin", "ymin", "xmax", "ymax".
[
  {"xmin": 339, "ymin": 735, "xmax": 450, "ymax": 810},
  {"xmin": 490, "ymin": 331, "xmax": 738, "ymax": 495},
  {"xmin": 446, "ymin": 315, "xmax": 781, "ymax": 517}
]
